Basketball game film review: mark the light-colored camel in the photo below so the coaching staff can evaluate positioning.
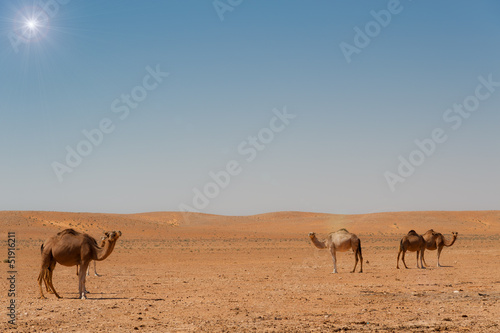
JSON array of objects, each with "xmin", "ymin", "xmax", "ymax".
[
  {"xmin": 308, "ymin": 229, "xmax": 363, "ymax": 273},
  {"xmin": 421, "ymin": 230, "xmax": 458, "ymax": 267},
  {"xmin": 76, "ymin": 236, "xmax": 108, "ymax": 277},
  {"xmin": 38, "ymin": 229, "xmax": 121, "ymax": 299},
  {"xmin": 396, "ymin": 230, "xmax": 425, "ymax": 269}
]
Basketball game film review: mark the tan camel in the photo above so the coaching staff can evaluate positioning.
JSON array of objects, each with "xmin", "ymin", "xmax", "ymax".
[
  {"xmin": 396, "ymin": 230, "xmax": 425, "ymax": 269},
  {"xmin": 38, "ymin": 229, "xmax": 121, "ymax": 299},
  {"xmin": 421, "ymin": 230, "xmax": 458, "ymax": 267},
  {"xmin": 42, "ymin": 233, "xmax": 106, "ymax": 295},
  {"xmin": 308, "ymin": 229, "xmax": 363, "ymax": 273}
]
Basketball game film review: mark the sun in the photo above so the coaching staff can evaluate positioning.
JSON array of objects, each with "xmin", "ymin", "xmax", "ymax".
[{"xmin": 25, "ymin": 19, "xmax": 39, "ymax": 31}]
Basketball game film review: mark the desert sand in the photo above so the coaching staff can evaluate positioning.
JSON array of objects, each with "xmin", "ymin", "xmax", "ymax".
[{"xmin": 1, "ymin": 210, "xmax": 499, "ymax": 332}]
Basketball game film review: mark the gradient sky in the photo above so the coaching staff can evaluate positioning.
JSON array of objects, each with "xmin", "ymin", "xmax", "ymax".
[{"xmin": 1, "ymin": 0, "xmax": 499, "ymax": 215}]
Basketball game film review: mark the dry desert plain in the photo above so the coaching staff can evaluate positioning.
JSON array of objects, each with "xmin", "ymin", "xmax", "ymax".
[{"xmin": 1, "ymin": 210, "xmax": 500, "ymax": 332}]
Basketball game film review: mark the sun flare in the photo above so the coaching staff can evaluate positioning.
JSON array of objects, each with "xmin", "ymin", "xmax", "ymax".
[{"xmin": 25, "ymin": 19, "xmax": 38, "ymax": 31}]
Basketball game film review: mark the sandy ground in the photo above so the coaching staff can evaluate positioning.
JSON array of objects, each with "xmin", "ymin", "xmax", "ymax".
[{"xmin": 1, "ymin": 210, "xmax": 499, "ymax": 332}]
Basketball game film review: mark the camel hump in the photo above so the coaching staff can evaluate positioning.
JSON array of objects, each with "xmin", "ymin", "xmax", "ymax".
[
  {"xmin": 337, "ymin": 228, "xmax": 349, "ymax": 233},
  {"xmin": 57, "ymin": 228, "xmax": 80, "ymax": 236},
  {"xmin": 407, "ymin": 230, "xmax": 418, "ymax": 235}
]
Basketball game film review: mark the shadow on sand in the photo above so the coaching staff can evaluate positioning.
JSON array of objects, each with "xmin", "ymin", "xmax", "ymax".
[{"xmin": 63, "ymin": 293, "xmax": 165, "ymax": 301}]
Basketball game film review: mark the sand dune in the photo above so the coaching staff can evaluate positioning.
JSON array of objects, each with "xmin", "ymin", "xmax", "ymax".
[{"xmin": 2, "ymin": 210, "xmax": 499, "ymax": 240}]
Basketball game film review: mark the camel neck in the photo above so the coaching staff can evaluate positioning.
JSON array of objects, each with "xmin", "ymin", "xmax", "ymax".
[
  {"xmin": 95, "ymin": 239, "xmax": 116, "ymax": 261},
  {"xmin": 310, "ymin": 236, "xmax": 327, "ymax": 249},
  {"xmin": 444, "ymin": 235, "xmax": 457, "ymax": 247}
]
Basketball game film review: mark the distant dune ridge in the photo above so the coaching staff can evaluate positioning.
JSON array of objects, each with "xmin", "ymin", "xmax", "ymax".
[{"xmin": 1, "ymin": 210, "xmax": 498, "ymax": 240}]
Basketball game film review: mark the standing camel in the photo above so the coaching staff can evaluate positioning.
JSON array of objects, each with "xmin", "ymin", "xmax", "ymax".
[
  {"xmin": 38, "ymin": 229, "xmax": 121, "ymax": 299},
  {"xmin": 308, "ymin": 229, "xmax": 363, "ymax": 273},
  {"xmin": 421, "ymin": 230, "xmax": 458, "ymax": 267},
  {"xmin": 396, "ymin": 230, "xmax": 425, "ymax": 269}
]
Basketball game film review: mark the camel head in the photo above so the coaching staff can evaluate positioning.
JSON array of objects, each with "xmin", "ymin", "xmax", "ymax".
[
  {"xmin": 104, "ymin": 231, "xmax": 122, "ymax": 242},
  {"xmin": 451, "ymin": 231, "xmax": 458, "ymax": 237},
  {"xmin": 308, "ymin": 232, "xmax": 316, "ymax": 239}
]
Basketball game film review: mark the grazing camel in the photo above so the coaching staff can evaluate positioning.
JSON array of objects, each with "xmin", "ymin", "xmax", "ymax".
[
  {"xmin": 38, "ymin": 229, "xmax": 121, "ymax": 299},
  {"xmin": 396, "ymin": 230, "xmax": 425, "ymax": 269},
  {"xmin": 421, "ymin": 230, "xmax": 458, "ymax": 267},
  {"xmin": 76, "ymin": 235, "xmax": 108, "ymax": 277},
  {"xmin": 308, "ymin": 229, "xmax": 363, "ymax": 273}
]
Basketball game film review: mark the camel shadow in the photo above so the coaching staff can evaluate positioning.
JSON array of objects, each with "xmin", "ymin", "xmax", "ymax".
[
  {"xmin": 91, "ymin": 297, "xmax": 131, "ymax": 300},
  {"xmin": 65, "ymin": 293, "xmax": 165, "ymax": 301},
  {"xmin": 422, "ymin": 265, "xmax": 454, "ymax": 269},
  {"xmin": 93, "ymin": 297, "xmax": 165, "ymax": 301},
  {"xmin": 63, "ymin": 292, "xmax": 120, "ymax": 300}
]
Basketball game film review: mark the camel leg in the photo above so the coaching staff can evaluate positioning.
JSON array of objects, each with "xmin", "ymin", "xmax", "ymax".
[
  {"xmin": 401, "ymin": 251, "xmax": 408, "ymax": 269},
  {"xmin": 422, "ymin": 252, "xmax": 428, "ymax": 267},
  {"xmin": 358, "ymin": 245, "xmax": 363, "ymax": 273},
  {"xmin": 416, "ymin": 251, "xmax": 420, "ymax": 268},
  {"xmin": 351, "ymin": 249, "xmax": 358, "ymax": 273},
  {"xmin": 38, "ymin": 269, "xmax": 47, "ymax": 299},
  {"xmin": 397, "ymin": 250, "xmax": 401, "ymax": 269},
  {"xmin": 84, "ymin": 262, "xmax": 98, "ymax": 293},
  {"xmin": 38, "ymin": 259, "xmax": 61, "ymax": 299},
  {"xmin": 44, "ymin": 261, "xmax": 56, "ymax": 293},
  {"xmin": 352, "ymin": 242, "xmax": 362, "ymax": 273},
  {"xmin": 420, "ymin": 249, "xmax": 426, "ymax": 269},
  {"xmin": 43, "ymin": 269, "xmax": 51, "ymax": 293},
  {"xmin": 93, "ymin": 261, "xmax": 100, "ymax": 277},
  {"xmin": 45, "ymin": 267, "xmax": 61, "ymax": 298},
  {"xmin": 329, "ymin": 247, "xmax": 338, "ymax": 273},
  {"xmin": 38, "ymin": 256, "xmax": 53, "ymax": 299},
  {"xmin": 79, "ymin": 262, "xmax": 90, "ymax": 299},
  {"xmin": 437, "ymin": 246, "xmax": 443, "ymax": 267},
  {"xmin": 44, "ymin": 260, "xmax": 61, "ymax": 298}
]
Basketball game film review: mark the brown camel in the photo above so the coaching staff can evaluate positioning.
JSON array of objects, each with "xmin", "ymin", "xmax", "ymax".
[
  {"xmin": 38, "ymin": 229, "xmax": 121, "ymax": 299},
  {"xmin": 42, "ymin": 237, "xmax": 106, "ymax": 295},
  {"xmin": 308, "ymin": 229, "xmax": 363, "ymax": 273},
  {"xmin": 396, "ymin": 230, "xmax": 425, "ymax": 269},
  {"xmin": 421, "ymin": 230, "xmax": 458, "ymax": 267}
]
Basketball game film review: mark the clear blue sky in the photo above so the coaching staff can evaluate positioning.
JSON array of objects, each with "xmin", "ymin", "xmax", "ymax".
[{"xmin": 1, "ymin": 0, "xmax": 499, "ymax": 215}]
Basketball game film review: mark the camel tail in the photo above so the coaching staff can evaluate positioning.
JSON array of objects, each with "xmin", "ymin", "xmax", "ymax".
[{"xmin": 40, "ymin": 243, "xmax": 44, "ymax": 254}]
